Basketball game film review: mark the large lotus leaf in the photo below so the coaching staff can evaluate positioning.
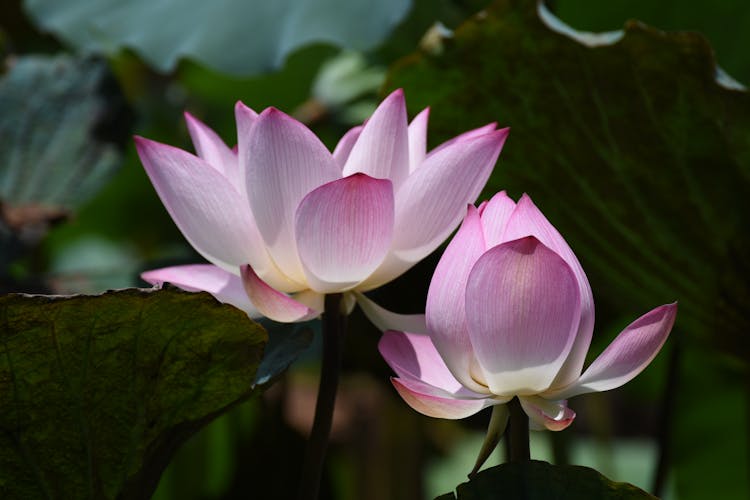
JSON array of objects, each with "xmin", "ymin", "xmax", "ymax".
[
  {"xmin": 386, "ymin": 0, "xmax": 750, "ymax": 360},
  {"xmin": 436, "ymin": 460, "xmax": 655, "ymax": 499},
  {"xmin": 0, "ymin": 288, "xmax": 285, "ymax": 499},
  {"xmin": 22, "ymin": 0, "xmax": 412, "ymax": 76}
]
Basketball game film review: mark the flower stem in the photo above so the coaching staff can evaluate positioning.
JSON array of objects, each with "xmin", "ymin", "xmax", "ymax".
[
  {"xmin": 507, "ymin": 397, "xmax": 530, "ymax": 462},
  {"xmin": 469, "ymin": 404, "xmax": 508, "ymax": 478},
  {"xmin": 298, "ymin": 293, "xmax": 346, "ymax": 500}
]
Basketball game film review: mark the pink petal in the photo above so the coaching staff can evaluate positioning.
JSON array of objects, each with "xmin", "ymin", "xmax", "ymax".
[
  {"xmin": 407, "ymin": 107, "xmax": 430, "ymax": 172},
  {"xmin": 391, "ymin": 128, "xmax": 509, "ymax": 264},
  {"xmin": 234, "ymin": 101, "xmax": 258, "ymax": 144},
  {"xmin": 240, "ymin": 265, "xmax": 320, "ymax": 323},
  {"xmin": 142, "ymin": 264, "xmax": 259, "ymax": 317},
  {"xmin": 550, "ymin": 303, "xmax": 677, "ymax": 399},
  {"xmin": 332, "ymin": 125, "xmax": 362, "ymax": 168},
  {"xmin": 391, "ymin": 377, "xmax": 495, "ymax": 419},
  {"xmin": 502, "ymin": 194, "xmax": 595, "ymax": 390},
  {"xmin": 243, "ymin": 108, "xmax": 341, "ymax": 284},
  {"xmin": 184, "ymin": 112, "xmax": 240, "ymax": 188},
  {"xmin": 465, "ymin": 236, "xmax": 581, "ymax": 395},
  {"xmin": 342, "ymin": 88, "xmax": 409, "ymax": 187},
  {"xmin": 425, "ymin": 206, "xmax": 489, "ymax": 393},
  {"xmin": 519, "ymin": 396, "xmax": 576, "ymax": 431},
  {"xmin": 379, "ymin": 330, "xmax": 465, "ymax": 393},
  {"xmin": 135, "ymin": 136, "xmax": 273, "ymax": 279},
  {"xmin": 354, "ymin": 292, "xmax": 427, "ymax": 334},
  {"xmin": 294, "ymin": 174, "xmax": 394, "ymax": 293},
  {"xmin": 428, "ymin": 122, "xmax": 498, "ymax": 157},
  {"xmin": 480, "ymin": 191, "xmax": 517, "ymax": 247}
]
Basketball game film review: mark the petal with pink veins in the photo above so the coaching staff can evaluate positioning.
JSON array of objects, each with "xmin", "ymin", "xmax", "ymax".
[
  {"xmin": 379, "ymin": 331, "xmax": 466, "ymax": 393},
  {"xmin": 354, "ymin": 291, "xmax": 427, "ymax": 334},
  {"xmin": 407, "ymin": 107, "xmax": 430, "ymax": 172},
  {"xmin": 135, "ymin": 137, "xmax": 283, "ymax": 287},
  {"xmin": 428, "ymin": 122, "xmax": 497, "ymax": 157},
  {"xmin": 548, "ymin": 303, "xmax": 677, "ymax": 400},
  {"xmin": 480, "ymin": 191, "xmax": 517, "ymax": 247},
  {"xmin": 294, "ymin": 174, "xmax": 394, "ymax": 293},
  {"xmin": 142, "ymin": 264, "xmax": 260, "ymax": 317},
  {"xmin": 465, "ymin": 236, "xmax": 581, "ymax": 395},
  {"xmin": 240, "ymin": 265, "xmax": 320, "ymax": 323},
  {"xmin": 184, "ymin": 112, "xmax": 240, "ymax": 188},
  {"xmin": 342, "ymin": 89, "xmax": 410, "ymax": 187},
  {"xmin": 332, "ymin": 125, "xmax": 362, "ymax": 168},
  {"xmin": 425, "ymin": 206, "xmax": 489, "ymax": 393},
  {"xmin": 391, "ymin": 377, "xmax": 497, "ymax": 419},
  {"xmin": 519, "ymin": 396, "xmax": 576, "ymax": 431},
  {"xmin": 391, "ymin": 128, "xmax": 509, "ymax": 265},
  {"xmin": 243, "ymin": 108, "xmax": 341, "ymax": 284},
  {"xmin": 502, "ymin": 194, "xmax": 595, "ymax": 390}
]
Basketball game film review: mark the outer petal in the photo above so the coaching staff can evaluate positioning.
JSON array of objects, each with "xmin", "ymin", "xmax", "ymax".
[
  {"xmin": 354, "ymin": 292, "xmax": 427, "ymax": 334},
  {"xmin": 294, "ymin": 174, "xmax": 394, "ymax": 293},
  {"xmin": 480, "ymin": 191, "xmax": 517, "ymax": 247},
  {"xmin": 332, "ymin": 125, "xmax": 362, "ymax": 168},
  {"xmin": 342, "ymin": 88, "xmax": 409, "ymax": 187},
  {"xmin": 240, "ymin": 265, "xmax": 320, "ymax": 323},
  {"xmin": 135, "ymin": 137, "xmax": 277, "ymax": 282},
  {"xmin": 379, "ymin": 330, "xmax": 465, "ymax": 393},
  {"xmin": 519, "ymin": 396, "xmax": 576, "ymax": 431},
  {"xmin": 502, "ymin": 194, "xmax": 595, "ymax": 390},
  {"xmin": 428, "ymin": 122, "xmax": 497, "ymax": 157},
  {"xmin": 465, "ymin": 236, "xmax": 581, "ymax": 396},
  {"xmin": 548, "ymin": 303, "xmax": 677, "ymax": 399},
  {"xmin": 425, "ymin": 206, "xmax": 488, "ymax": 393},
  {"xmin": 390, "ymin": 128, "xmax": 509, "ymax": 264},
  {"xmin": 184, "ymin": 112, "xmax": 240, "ymax": 188},
  {"xmin": 142, "ymin": 264, "xmax": 259, "ymax": 317},
  {"xmin": 243, "ymin": 108, "xmax": 341, "ymax": 284},
  {"xmin": 407, "ymin": 107, "xmax": 430, "ymax": 172},
  {"xmin": 391, "ymin": 377, "xmax": 495, "ymax": 420}
]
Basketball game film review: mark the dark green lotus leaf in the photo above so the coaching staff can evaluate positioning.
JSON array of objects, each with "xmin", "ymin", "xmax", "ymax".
[
  {"xmin": 438, "ymin": 460, "xmax": 655, "ymax": 499},
  {"xmin": 0, "ymin": 288, "xmax": 268, "ymax": 499},
  {"xmin": 386, "ymin": 0, "xmax": 750, "ymax": 360}
]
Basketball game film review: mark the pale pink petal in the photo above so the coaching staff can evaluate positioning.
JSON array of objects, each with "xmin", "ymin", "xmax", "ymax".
[
  {"xmin": 391, "ymin": 128, "xmax": 509, "ymax": 264},
  {"xmin": 354, "ymin": 292, "xmax": 427, "ymax": 334},
  {"xmin": 294, "ymin": 174, "xmax": 394, "ymax": 293},
  {"xmin": 480, "ymin": 191, "xmax": 517, "ymax": 247},
  {"xmin": 549, "ymin": 303, "xmax": 677, "ymax": 399},
  {"xmin": 502, "ymin": 194, "xmax": 595, "ymax": 390},
  {"xmin": 465, "ymin": 236, "xmax": 581, "ymax": 395},
  {"xmin": 425, "ymin": 206, "xmax": 489, "ymax": 393},
  {"xmin": 142, "ymin": 264, "xmax": 259, "ymax": 317},
  {"xmin": 135, "ymin": 137, "xmax": 271, "ymax": 278},
  {"xmin": 184, "ymin": 112, "xmax": 239, "ymax": 188},
  {"xmin": 428, "ymin": 122, "xmax": 497, "ymax": 157},
  {"xmin": 332, "ymin": 125, "xmax": 362, "ymax": 168},
  {"xmin": 407, "ymin": 107, "xmax": 430, "ymax": 172},
  {"xmin": 342, "ymin": 89, "xmax": 409, "ymax": 187},
  {"xmin": 391, "ymin": 377, "xmax": 495, "ymax": 419},
  {"xmin": 234, "ymin": 101, "xmax": 258, "ymax": 145},
  {"xmin": 379, "ymin": 330, "xmax": 465, "ymax": 393},
  {"xmin": 243, "ymin": 108, "xmax": 341, "ymax": 284},
  {"xmin": 240, "ymin": 265, "xmax": 320, "ymax": 323},
  {"xmin": 519, "ymin": 396, "xmax": 576, "ymax": 431}
]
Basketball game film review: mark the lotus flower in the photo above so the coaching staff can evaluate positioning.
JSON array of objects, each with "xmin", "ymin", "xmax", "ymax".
[
  {"xmin": 136, "ymin": 89, "xmax": 508, "ymax": 324},
  {"xmin": 379, "ymin": 192, "xmax": 676, "ymax": 433}
]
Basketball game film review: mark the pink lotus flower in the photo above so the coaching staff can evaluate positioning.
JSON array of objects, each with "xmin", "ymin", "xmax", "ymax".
[
  {"xmin": 136, "ymin": 89, "xmax": 508, "ymax": 324},
  {"xmin": 379, "ymin": 192, "xmax": 676, "ymax": 432}
]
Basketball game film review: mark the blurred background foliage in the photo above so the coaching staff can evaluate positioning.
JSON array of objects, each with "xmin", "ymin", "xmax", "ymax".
[{"xmin": 0, "ymin": 0, "xmax": 748, "ymax": 498}]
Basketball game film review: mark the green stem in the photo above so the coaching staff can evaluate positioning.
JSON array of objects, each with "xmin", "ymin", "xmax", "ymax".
[
  {"xmin": 507, "ymin": 397, "xmax": 530, "ymax": 462},
  {"xmin": 298, "ymin": 293, "xmax": 345, "ymax": 500},
  {"xmin": 469, "ymin": 404, "xmax": 509, "ymax": 478}
]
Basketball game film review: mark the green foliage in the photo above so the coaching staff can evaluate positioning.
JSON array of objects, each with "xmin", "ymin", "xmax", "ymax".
[
  {"xmin": 22, "ymin": 0, "xmax": 412, "ymax": 75},
  {"xmin": 438, "ymin": 460, "xmax": 656, "ymax": 499},
  {"xmin": 0, "ymin": 288, "xmax": 269, "ymax": 499},
  {"xmin": 386, "ymin": 0, "xmax": 750, "ymax": 361}
]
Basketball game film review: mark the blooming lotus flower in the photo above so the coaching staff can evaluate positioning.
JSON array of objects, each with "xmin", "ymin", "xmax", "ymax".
[
  {"xmin": 379, "ymin": 192, "xmax": 676, "ymax": 433},
  {"xmin": 136, "ymin": 89, "xmax": 508, "ymax": 324}
]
